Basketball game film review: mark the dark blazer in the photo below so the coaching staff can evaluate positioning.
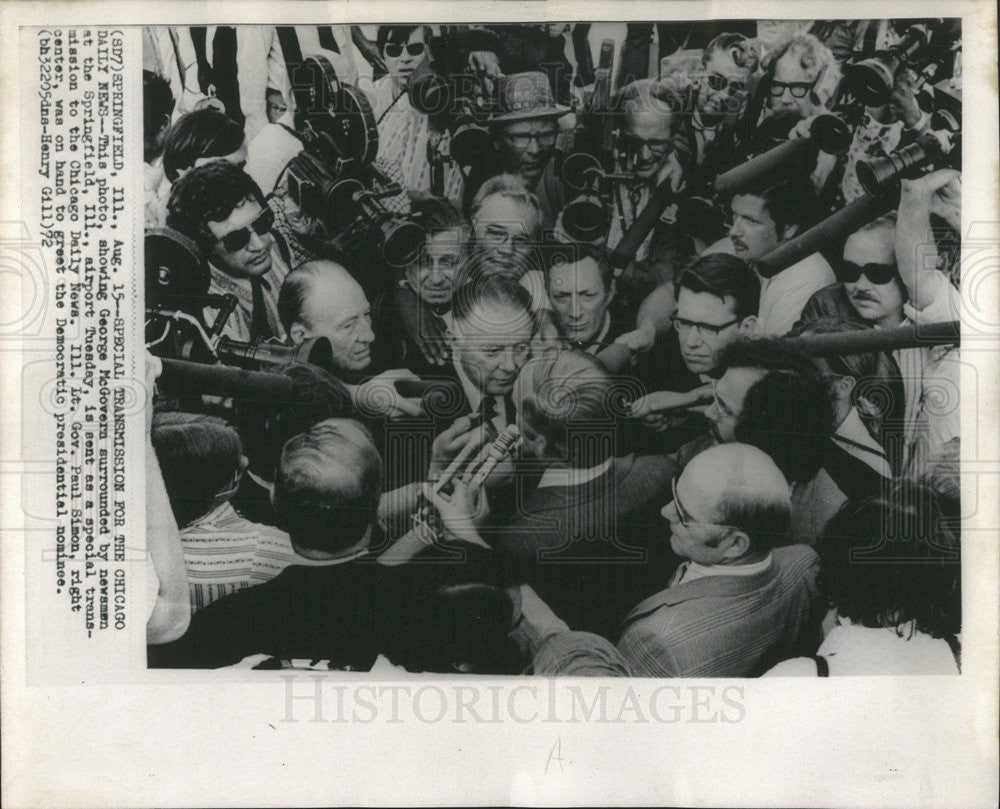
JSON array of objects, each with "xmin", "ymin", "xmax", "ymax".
[{"xmin": 481, "ymin": 453, "xmax": 680, "ymax": 639}]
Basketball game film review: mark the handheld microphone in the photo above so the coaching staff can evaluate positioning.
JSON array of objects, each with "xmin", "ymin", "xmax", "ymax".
[{"xmin": 470, "ymin": 424, "xmax": 521, "ymax": 487}]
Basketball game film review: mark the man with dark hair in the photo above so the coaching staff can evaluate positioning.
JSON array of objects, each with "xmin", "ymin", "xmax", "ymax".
[
  {"xmin": 144, "ymin": 70, "xmax": 175, "ymax": 228},
  {"xmin": 690, "ymin": 337, "xmax": 840, "ymax": 544},
  {"xmin": 797, "ymin": 173, "xmax": 962, "ymax": 478},
  {"xmin": 544, "ymin": 242, "xmax": 630, "ymax": 354},
  {"xmin": 630, "ymin": 253, "xmax": 759, "ymax": 451},
  {"xmin": 618, "ymin": 172, "xmax": 831, "ymax": 363},
  {"xmin": 518, "ymin": 443, "xmax": 821, "ymax": 677},
  {"xmin": 150, "ymin": 418, "xmax": 521, "ymax": 671},
  {"xmin": 766, "ymin": 480, "xmax": 960, "ymax": 676},
  {"xmin": 166, "ymin": 161, "xmax": 290, "ymax": 343},
  {"xmin": 150, "ymin": 412, "xmax": 293, "ymax": 613},
  {"xmin": 161, "ymin": 108, "xmax": 248, "ymax": 183},
  {"xmin": 144, "ymin": 70, "xmax": 175, "ymax": 165},
  {"xmin": 724, "ymin": 177, "xmax": 834, "ymax": 335}
]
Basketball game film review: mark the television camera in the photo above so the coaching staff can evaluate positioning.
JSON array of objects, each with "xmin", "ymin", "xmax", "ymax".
[
  {"xmin": 845, "ymin": 20, "xmax": 959, "ymax": 108},
  {"xmin": 284, "ymin": 55, "xmax": 424, "ymax": 269},
  {"xmin": 855, "ymin": 77, "xmax": 961, "ymax": 196},
  {"xmin": 144, "ymin": 228, "xmax": 336, "ymax": 386}
]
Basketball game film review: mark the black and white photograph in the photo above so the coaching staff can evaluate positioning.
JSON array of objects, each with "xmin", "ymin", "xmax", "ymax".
[
  {"xmin": 142, "ymin": 17, "xmax": 965, "ymax": 676},
  {"xmin": 2, "ymin": 2, "xmax": 997, "ymax": 806}
]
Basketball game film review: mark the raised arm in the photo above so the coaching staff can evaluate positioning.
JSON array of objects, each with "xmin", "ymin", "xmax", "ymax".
[{"xmin": 895, "ymin": 168, "xmax": 961, "ymax": 314}]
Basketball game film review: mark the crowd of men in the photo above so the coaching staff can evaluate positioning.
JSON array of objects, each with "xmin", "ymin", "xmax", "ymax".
[{"xmin": 142, "ymin": 20, "xmax": 963, "ymax": 677}]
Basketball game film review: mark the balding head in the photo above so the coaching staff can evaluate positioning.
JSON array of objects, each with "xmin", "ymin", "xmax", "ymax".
[
  {"xmin": 278, "ymin": 260, "xmax": 375, "ymax": 372},
  {"xmin": 663, "ymin": 443, "xmax": 791, "ymax": 565}
]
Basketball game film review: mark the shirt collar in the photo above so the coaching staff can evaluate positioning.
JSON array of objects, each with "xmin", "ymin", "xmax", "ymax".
[
  {"xmin": 679, "ymin": 553, "xmax": 774, "ymax": 584},
  {"xmin": 536, "ymin": 458, "xmax": 613, "ymax": 489},
  {"xmin": 832, "ymin": 407, "xmax": 892, "ymax": 476}
]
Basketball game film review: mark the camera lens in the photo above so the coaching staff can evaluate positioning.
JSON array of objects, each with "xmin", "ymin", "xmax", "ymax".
[{"xmin": 562, "ymin": 198, "xmax": 608, "ymax": 243}]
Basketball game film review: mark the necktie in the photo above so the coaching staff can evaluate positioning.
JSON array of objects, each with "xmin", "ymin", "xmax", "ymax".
[
  {"xmin": 480, "ymin": 394, "xmax": 500, "ymax": 425},
  {"xmin": 250, "ymin": 277, "xmax": 274, "ymax": 342},
  {"xmin": 211, "ymin": 26, "xmax": 244, "ymax": 127}
]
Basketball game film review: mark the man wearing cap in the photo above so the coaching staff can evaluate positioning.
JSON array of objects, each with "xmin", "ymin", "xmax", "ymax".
[{"xmin": 478, "ymin": 71, "xmax": 572, "ymax": 231}]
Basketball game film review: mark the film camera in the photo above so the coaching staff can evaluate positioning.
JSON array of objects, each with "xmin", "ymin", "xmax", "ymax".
[
  {"xmin": 144, "ymin": 227, "xmax": 335, "ymax": 374},
  {"xmin": 405, "ymin": 33, "xmax": 495, "ymax": 172},
  {"xmin": 845, "ymin": 21, "xmax": 957, "ymax": 108},
  {"xmin": 284, "ymin": 56, "xmax": 424, "ymax": 268},
  {"xmin": 855, "ymin": 78, "xmax": 961, "ymax": 196}
]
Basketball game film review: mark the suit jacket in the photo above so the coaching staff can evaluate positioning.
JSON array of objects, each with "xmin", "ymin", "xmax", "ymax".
[
  {"xmin": 482, "ymin": 453, "xmax": 680, "ymax": 638},
  {"xmin": 617, "ymin": 544, "xmax": 821, "ymax": 677}
]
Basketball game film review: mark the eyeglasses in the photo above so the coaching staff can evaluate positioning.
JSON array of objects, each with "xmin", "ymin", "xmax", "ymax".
[
  {"xmin": 671, "ymin": 477, "xmax": 738, "ymax": 531},
  {"xmin": 705, "ymin": 73, "xmax": 747, "ymax": 95},
  {"xmin": 620, "ymin": 133, "xmax": 674, "ymax": 155},
  {"xmin": 218, "ymin": 207, "xmax": 274, "ymax": 253},
  {"xmin": 504, "ymin": 131, "xmax": 558, "ymax": 150},
  {"xmin": 838, "ymin": 260, "xmax": 898, "ymax": 285},
  {"xmin": 671, "ymin": 314, "xmax": 740, "ymax": 338},
  {"xmin": 384, "ymin": 42, "xmax": 425, "ymax": 58},
  {"xmin": 481, "ymin": 225, "xmax": 533, "ymax": 251},
  {"xmin": 768, "ymin": 77, "xmax": 818, "ymax": 99}
]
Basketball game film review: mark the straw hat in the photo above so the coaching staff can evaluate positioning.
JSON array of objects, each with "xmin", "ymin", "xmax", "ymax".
[{"xmin": 489, "ymin": 71, "xmax": 571, "ymax": 123}]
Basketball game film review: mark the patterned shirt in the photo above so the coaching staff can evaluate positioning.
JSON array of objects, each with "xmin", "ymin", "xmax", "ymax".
[
  {"xmin": 180, "ymin": 501, "xmax": 296, "ymax": 614},
  {"xmin": 203, "ymin": 240, "xmax": 290, "ymax": 343}
]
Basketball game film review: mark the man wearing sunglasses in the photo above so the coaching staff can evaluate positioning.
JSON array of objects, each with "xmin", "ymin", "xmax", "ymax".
[
  {"xmin": 798, "ymin": 172, "xmax": 962, "ymax": 476},
  {"xmin": 661, "ymin": 33, "xmax": 761, "ymax": 188},
  {"xmin": 167, "ymin": 161, "xmax": 290, "ymax": 344}
]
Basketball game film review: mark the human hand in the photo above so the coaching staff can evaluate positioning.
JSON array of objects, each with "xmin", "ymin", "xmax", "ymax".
[
  {"xmin": 629, "ymin": 386, "xmax": 712, "ymax": 419},
  {"xmin": 889, "ymin": 68, "xmax": 924, "ymax": 129},
  {"xmin": 353, "ymin": 369, "xmax": 425, "ymax": 419},
  {"xmin": 469, "ymin": 50, "xmax": 503, "ymax": 93},
  {"xmin": 899, "ymin": 168, "xmax": 961, "ymax": 231},
  {"xmin": 430, "ymin": 415, "xmax": 489, "ymax": 477},
  {"xmin": 425, "ymin": 480, "xmax": 491, "ymax": 546},
  {"xmin": 656, "ymin": 150, "xmax": 686, "ymax": 193}
]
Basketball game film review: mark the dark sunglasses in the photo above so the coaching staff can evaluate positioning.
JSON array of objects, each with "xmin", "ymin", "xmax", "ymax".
[
  {"xmin": 384, "ymin": 42, "xmax": 425, "ymax": 58},
  {"xmin": 705, "ymin": 73, "xmax": 746, "ymax": 94},
  {"xmin": 838, "ymin": 260, "xmax": 898, "ymax": 285},
  {"xmin": 768, "ymin": 77, "xmax": 817, "ymax": 99},
  {"xmin": 219, "ymin": 207, "xmax": 274, "ymax": 253}
]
